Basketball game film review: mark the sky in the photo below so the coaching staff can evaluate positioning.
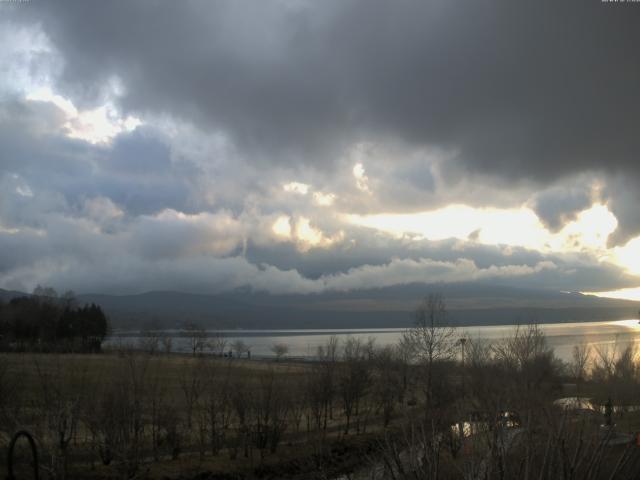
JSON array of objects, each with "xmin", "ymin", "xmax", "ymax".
[{"xmin": 1, "ymin": 0, "xmax": 640, "ymax": 299}]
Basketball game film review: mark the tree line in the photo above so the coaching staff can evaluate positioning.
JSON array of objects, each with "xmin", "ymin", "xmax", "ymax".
[{"xmin": 0, "ymin": 286, "xmax": 109, "ymax": 352}]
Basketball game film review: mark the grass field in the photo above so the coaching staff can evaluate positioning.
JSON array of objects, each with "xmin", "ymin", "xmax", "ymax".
[{"xmin": 0, "ymin": 351, "xmax": 394, "ymax": 479}]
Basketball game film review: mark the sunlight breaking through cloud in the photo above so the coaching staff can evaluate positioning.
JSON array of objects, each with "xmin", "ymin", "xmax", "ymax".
[
  {"xmin": 345, "ymin": 204, "xmax": 619, "ymax": 256},
  {"xmin": 26, "ymin": 87, "xmax": 141, "ymax": 144}
]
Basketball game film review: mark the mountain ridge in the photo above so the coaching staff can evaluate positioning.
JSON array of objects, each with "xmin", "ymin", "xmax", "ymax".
[{"xmin": 2, "ymin": 283, "xmax": 638, "ymax": 330}]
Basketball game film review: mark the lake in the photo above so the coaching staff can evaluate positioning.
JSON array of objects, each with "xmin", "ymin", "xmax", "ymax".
[{"xmin": 107, "ymin": 319, "xmax": 640, "ymax": 362}]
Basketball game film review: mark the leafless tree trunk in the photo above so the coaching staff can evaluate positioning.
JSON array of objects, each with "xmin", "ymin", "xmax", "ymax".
[
  {"xmin": 184, "ymin": 321, "xmax": 207, "ymax": 356},
  {"xmin": 316, "ymin": 336, "xmax": 339, "ymax": 430},
  {"xmin": 570, "ymin": 342, "xmax": 591, "ymax": 399},
  {"xmin": 404, "ymin": 293, "xmax": 456, "ymax": 414},
  {"xmin": 34, "ymin": 356, "xmax": 89, "ymax": 480},
  {"xmin": 372, "ymin": 345, "xmax": 401, "ymax": 427},
  {"xmin": 203, "ymin": 358, "xmax": 233, "ymax": 456},
  {"xmin": 179, "ymin": 357, "xmax": 206, "ymax": 429},
  {"xmin": 339, "ymin": 337, "xmax": 370, "ymax": 435}
]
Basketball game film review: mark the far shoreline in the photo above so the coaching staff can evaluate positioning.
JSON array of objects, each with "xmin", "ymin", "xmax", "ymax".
[{"xmin": 108, "ymin": 316, "xmax": 640, "ymax": 337}]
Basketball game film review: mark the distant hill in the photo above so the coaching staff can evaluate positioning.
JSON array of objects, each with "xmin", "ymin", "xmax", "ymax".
[
  {"xmin": 3, "ymin": 283, "xmax": 637, "ymax": 330},
  {"xmin": 0, "ymin": 289, "xmax": 30, "ymax": 302}
]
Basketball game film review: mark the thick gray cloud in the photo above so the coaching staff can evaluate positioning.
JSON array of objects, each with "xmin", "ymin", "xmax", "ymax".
[
  {"xmin": 7, "ymin": 0, "xmax": 640, "ymax": 238},
  {"xmin": 0, "ymin": 212, "xmax": 636, "ymax": 294},
  {"xmin": 2, "ymin": 1, "xmax": 640, "ymax": 297},
  {"xmin": 529, "ymin": 179, "xmax": 599, "ymax": 232},
  {"xmin": 9, "ymin": 1, "xmax": 638, "ymax": 171}
]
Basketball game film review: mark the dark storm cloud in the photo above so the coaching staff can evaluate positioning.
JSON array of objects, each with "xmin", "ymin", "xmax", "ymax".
[
  {"xmin": 530, "ymin": 182, "xmax": 596, "ymax": 232},
  {"xmin": 94, "ymin": 131, "xmax": 195, "ymax": 216},
  {"xmin": 604, "ymin": 177, "xmax": 640, "ymax": 246},
  {"xmin": 9, "ymin": 0, "xmax": 640, "ymax": 239},
  {"xmin": 3, "ymin": 0, "xmax": 640, "ymax": 297},
  {"xmin": 9, "ymin": 1, "xmax": 638, "ymax": 170}
]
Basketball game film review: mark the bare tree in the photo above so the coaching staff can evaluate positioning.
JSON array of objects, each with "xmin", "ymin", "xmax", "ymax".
[
  {"xmin": 287, "ymin": 381, "xmax": 306, "ymax": 434},
  {"xmin": 203, "ymin": 359, "xmax": 233, "ymax": 456},
  {"xmin": 250, "ymin": 367, "xmax": 290, "ymax": 456},
  {"xmin": 160, "ymin": 332, "xmax": 173, "ymax": 354},
  {"xmin": 372, "ymin": 419, "xmax": 445, "ymax": 480},
  {"xmin": 118, "ymin": 353, "xmax": 150, "ymax": 477},
  {"xmin": 0, "ymin": 355, "xmax": 23, "ymax": 435},
  {"xmin": 316, "ymin": 336, "xmax": 339, "ymax": 430},
  {"xmin": 395, "ymin": 334, "xmax": 416, "ymax": 405},
  {"xmin": 208, "ymin": 332, "xmax": 227, "ymax": 356},
  {"xmin": 61, "ymin": 290, "xmax": 76, "ymax": 309},
  {"xmin": 270, "ymin": 342, "xmax": 289, "ymax": 361},
  {"xmin": 403, "ymin": 293, "xmax": 456, "ymax": 412},
  {"xmin": 228, "ymin": 371, "xmax": 251, "ymax": 459},
  {"xmin": 146, "ymin": 357, "xmax": 169, "ymax": 461},
  {"xmin": 492, "ymin": 323, "xmax": 556, "ymax": 395},
  {"xmin": 372, "ymin": 345, "xmax": 401, "ymax": 427},
  {"xmin": 80, "ymin": 354, "xmax": 149, "ymax": 477},
  {"xmin": 305, "ymin": 366, "xmax": 326, "ymax": 432},
  {"xmin": 184, "ymin": 321, "xmax": 207, "ymax": 356},
  {"xmin": 592, "ymin": 340, "xmax": 618, "ymax": 383},
  {"xmin": 231, "ymin": 339, "xmax": 249, "ymax": 358},
  {"xmin": 179, "ymin": 357, "xmax": 206, "ymax": 429},
  {"xmin": 602, "ymin": 342, "xmax": 639, "ymax": 408},
  {"xmin": 339, "ymin": 337, "xmax": 371, "ymax": 434},
  {"xmin": 34, "ymin": 356, "xmax": 90, "ymax": 480},
  {"xmin": 614, "ymin": 343, "xmax": 638, "ymax": 382},
  {"xmin": 138, "ymin": 321, "xmax": 162, "ymax": 354},
  {"xmin": 33, "ymin": 284, "xmax": 58, "ymax": 299},
  {"xmin": 570, "ymin": 342, "xmax": 591, "ymax": 399}
]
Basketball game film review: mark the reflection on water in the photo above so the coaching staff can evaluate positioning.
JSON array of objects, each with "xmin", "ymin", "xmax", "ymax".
[
  {"xmin": 554, "ymin": 397, "xmax": 598, "ymax": 411},
  {"xmin": 450, "ymin": 412, "xmax": 520, "ymax": 439},
  {"xmin": 107, "ymin": 319, "xmax": 640, "ymax": 362}
]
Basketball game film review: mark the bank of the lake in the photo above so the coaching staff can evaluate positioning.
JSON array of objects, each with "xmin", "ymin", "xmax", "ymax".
[{"xmin": 106, "ymin": 319, "xmax": 640, "ymax": 362}]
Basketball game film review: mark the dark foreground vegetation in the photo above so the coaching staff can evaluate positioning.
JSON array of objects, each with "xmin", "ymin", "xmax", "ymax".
[
  {"xmin": 1, "ymin": 294, "xmax": 640, "ymax": 479},
  {"xmin": 0, "ymin": 287, "xmax": 109, "ymax": 353}
]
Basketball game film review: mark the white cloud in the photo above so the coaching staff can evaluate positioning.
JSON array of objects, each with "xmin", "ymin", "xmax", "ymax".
[
  {"xmin": 15, "ymin": 184, "xmax": 33, "ymax": 198},
  {"xmin": 353, "ymin": 162, "xmax": 370, "ymax": 192},
  {"xmin": 313, "ymin": 191, "xmax": 336, "ymax": 206},
  {"xmin": 612, "ymin": 236, "xmax": 640, "ymax": 276},
  {"xmin": 272, "ymin": 215, "xmax": 292, "ymax": 238},
  {"xmin": 346, "ymin": 204, "xmax": 619, "ymax": 256},
  {"xmin": 294, "ymin": 216, "xmax": 344, "ymax": 252},
  {"xmin": 133, "ymin": 209, "xmax": 245, "ymax": 257},
  {"xmin": 26, "ymin": 88, "xmax": 141, "ymax": 145},
  {"xmin": 283, "ymin": 181, "xmax": 310, "ymax": 195},
  {"xmin": 0, "ymin": 22, "xmax": 62, "ymax": 95},
  {"xmin": 321, "ymin": 257, "xmax": 557, "ymax": 292}
]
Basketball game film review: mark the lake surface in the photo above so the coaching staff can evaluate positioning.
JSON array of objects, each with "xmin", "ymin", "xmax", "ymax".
[{"xmin": 107, "ymin": 319, "xmax": 640, "ymax": 362}]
